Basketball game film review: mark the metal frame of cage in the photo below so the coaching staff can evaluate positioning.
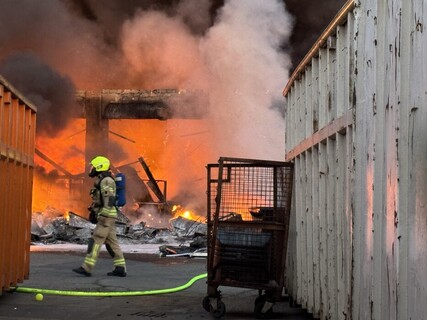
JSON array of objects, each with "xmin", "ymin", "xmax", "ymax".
[{"xmin": 203, "ymin": 157, "xmax": 294, "ymax": 318}]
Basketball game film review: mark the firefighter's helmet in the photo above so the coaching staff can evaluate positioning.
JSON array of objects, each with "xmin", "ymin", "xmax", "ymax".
[{"xmin": 89, "ymin": 156, "xmax": 110, "ymax": 177}]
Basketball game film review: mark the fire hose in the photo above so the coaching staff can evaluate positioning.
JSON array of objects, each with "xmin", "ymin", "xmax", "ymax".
[{"xmin": 9, "ymin": 272, "xmax": 207, "ymax": 297}]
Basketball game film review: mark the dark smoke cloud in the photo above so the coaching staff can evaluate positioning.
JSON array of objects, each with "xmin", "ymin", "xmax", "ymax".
[
  {"xmin": 0, "ymin": 53, "xmax": 77, "ymax": 136},
  {"xmin": 64, "ymin": 0, "xmax": 220, "ymax": 42},
  {"xmin": 175, "ymin": 0, "xmax": 215, "ymax": 34},
  {"xmin": 284, "ymin": 0, "xmax": 347, "ymax": 71}
]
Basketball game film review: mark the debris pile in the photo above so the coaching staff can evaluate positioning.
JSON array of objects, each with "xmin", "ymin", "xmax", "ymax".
[
  {"xmin": 30, "ymin": 154, "xmax": 209, "ymax": 256},
  {"xmin": 31, "ymin": 210, "xmax": 207, "ymax": 257}
]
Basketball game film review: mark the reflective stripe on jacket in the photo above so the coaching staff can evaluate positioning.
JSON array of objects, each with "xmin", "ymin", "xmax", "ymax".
[{"xmin": 91, "ymin": 174, "xmax": 117, "ymax": 218}]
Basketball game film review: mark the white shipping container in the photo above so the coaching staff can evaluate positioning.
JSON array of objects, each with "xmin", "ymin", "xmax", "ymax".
[{"xmin": 283, "ymin": 0, "xmax": 427, "ymax": 319}]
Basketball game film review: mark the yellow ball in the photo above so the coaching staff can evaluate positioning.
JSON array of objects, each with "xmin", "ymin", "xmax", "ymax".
[{"xmin": 35, "ymin": 293, "xmax": 43, "ymax": 301}]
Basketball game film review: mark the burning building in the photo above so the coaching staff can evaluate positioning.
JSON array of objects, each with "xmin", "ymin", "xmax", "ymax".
[
  {"xmin": 283, "ymin": 0, "xmax": 427, "ymax": 319},
  {"xmin": 0, "ymin": 0, "xmax": 293, "ymax": 228},
  {"xmin": 31, "ymin": 88, "xmax": 211, "ymax": 225}
]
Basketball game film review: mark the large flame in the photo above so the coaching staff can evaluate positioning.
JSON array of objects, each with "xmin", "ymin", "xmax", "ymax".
[{"xmin": 32, "ymin": 117, "xmax": 211, "ymax": 221}]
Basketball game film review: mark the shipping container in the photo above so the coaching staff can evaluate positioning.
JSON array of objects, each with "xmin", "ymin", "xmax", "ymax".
[
  {"xmin": 0, "ymin": 75, "xmax": 36, "ymax": 295},
  {"xmin": 283, "ymin": 0, "xmax": 427, "ymax": 319}
]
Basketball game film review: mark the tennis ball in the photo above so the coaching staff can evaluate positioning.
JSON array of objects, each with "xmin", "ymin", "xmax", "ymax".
[{"xmin": 35, "ymin": 293, "xmax": 43, "ymax": 301}]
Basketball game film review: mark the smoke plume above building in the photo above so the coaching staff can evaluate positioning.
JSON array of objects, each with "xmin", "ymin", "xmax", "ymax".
[
  {"xmin": 0, "ymin": 0, "xmax": 295, "ymax": 212},
  {"xmin": 0, "ymin": 0, "xmax": 292, "ymax": 145}
]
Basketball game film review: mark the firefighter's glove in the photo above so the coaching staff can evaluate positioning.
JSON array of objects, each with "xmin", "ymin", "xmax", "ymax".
[{"xmin": 88, "ymin": 207, "xmax": 98, "ymax": 224}]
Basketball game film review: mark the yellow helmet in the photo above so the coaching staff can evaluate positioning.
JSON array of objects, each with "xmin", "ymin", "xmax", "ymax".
[{"xmin": 89, "ymin": 156, "xmax": 110, "ymax": 177}]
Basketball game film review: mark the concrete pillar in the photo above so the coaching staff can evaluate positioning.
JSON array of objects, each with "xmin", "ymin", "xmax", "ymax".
[{"xmin": 84, "ymin": 94, "xmax": 109, "ymax": 172}]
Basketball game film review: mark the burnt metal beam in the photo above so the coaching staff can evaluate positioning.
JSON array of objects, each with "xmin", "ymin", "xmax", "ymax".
[
  {"xmin": 138, "ymin": 156, "xmax": 167, "ymax": 203},
  {"xmin": 104, "ymin": 101, "xmax": 172, "ymax": 120},
  {"xmin": 35, "ymin": 148, "xmax": 75, "ymax": 178},
  {"xmin": 138, "ymin": 156, "xmax": 171, "ymax": 214},
  {"xmin": 76, "ymin": 89, "xmax": 207, "ymax": 120}
]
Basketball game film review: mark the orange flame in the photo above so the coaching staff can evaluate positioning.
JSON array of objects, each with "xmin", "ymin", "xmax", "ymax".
[
  {"xmin": 32, "ymin": 116, "xmax": 211, "ymax": 225},
  {"xmin": 171, "ymin": 205, "xmax": 203, "ymax": 221}
]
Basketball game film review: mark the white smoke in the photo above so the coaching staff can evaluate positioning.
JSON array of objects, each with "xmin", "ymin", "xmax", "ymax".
[
  {"xmin": 118, "ymin": 0, "xmax": 293, "ymax": 212},
  {"xmin": 199, "ymin": 0, "xmax": 293, "ymax": 160},
  {"xmin": 121, "ymin": 10, "xmax": 206, "ymax": 89}
]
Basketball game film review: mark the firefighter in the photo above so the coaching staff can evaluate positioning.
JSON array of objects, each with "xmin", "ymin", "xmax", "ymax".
[{"xmin": 72, "ymin": 156, "xmax": 127, "ymax": 277}]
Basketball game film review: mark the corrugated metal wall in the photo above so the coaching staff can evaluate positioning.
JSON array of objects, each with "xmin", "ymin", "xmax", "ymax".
[
  {"xmin": 0, "ymin": 76, "xmax": 36, "ymax": 294},
  {"xmin": 283, "ymin": 0, "xmax": 427, "ymax": 319}
]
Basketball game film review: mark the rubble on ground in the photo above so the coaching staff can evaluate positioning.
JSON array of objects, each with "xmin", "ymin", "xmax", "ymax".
[{"xmin": 30, "ymin": 210, "xmax": 208, "ymax": 256}]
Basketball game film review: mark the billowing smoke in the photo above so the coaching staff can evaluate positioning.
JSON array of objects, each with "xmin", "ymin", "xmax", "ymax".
[
  {"xmin": 120, "ymin": 10, "xmax": 207, "ymax": 88},
  {"xmin": 0, "ymin": 53, "xmax": 77, "ymax": 136},
  {"xmin": 115, "ymin": 1, "xmax": 293, "ymax": 213},
  {"xmin": 199, "ymin": 0, "xmax": 292, "ymax": 159},
  {"xmin": 0, "ymin": 0, "xmax": 294, "ymax": 217}
]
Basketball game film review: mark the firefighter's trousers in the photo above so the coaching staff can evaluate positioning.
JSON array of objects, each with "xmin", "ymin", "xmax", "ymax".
[{"xmin": 81, "ymin": 215, "xmax": 126, "ymax": 273}]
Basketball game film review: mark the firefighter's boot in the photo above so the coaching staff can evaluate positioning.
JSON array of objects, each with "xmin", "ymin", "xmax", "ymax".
[
  {"xmin": 107, "ymin": 266, "xmax": 126, "ymax": 277},
  {"xmin": 72, "ymin": 266, "xmax": 91, "ymax": 277}
]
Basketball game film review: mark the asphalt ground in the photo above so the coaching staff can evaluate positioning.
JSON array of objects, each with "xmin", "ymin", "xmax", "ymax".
[{"xmin": 0, "ymin": 249, "xmax": 314, "ymax": 320}]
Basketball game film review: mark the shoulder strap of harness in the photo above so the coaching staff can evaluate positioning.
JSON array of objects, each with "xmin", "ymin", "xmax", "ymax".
[{"xmin": 94, "ymin": 171, "xmax": 113, "ymax": 190}]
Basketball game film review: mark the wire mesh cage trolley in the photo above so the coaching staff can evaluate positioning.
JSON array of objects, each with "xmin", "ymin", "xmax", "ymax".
[{"xmin": 202, "ymin": 157, "xmax": 294, "ymax": 318}]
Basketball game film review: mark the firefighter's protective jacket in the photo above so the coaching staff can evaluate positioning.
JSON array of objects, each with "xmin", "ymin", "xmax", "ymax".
[{"xmin": 90, "ymin": 172, "xmax": 118, "ymax": 218}]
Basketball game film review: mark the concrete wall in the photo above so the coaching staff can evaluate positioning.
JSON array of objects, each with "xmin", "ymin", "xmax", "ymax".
[
  {"xmin": 0, "ymin": 76, "xmax": 36, "ymax": 294},
  {"xmin": 283, "ymin": 0, "xmax": 427, "ymax": 319}
]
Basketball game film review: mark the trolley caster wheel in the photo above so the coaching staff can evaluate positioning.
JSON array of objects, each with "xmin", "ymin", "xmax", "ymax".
[
  {"xmin": 254, "ymin": 296, "xmax": 274, "ymax": 319},
  {"xmin": 210, "ymin": 299, "xmax": 226, "ymax": 318},
  {"xmin": 255, "ymin": 294, "xmax": 266, "ymax": 306},
  {"xmin": 202, "ymin": 296, "xmax": 211, "ymax": 312}
]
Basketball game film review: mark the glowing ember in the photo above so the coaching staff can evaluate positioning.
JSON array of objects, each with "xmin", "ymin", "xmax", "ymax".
[{"xmin": 171, "ymin": 205, "xmax": 204, "ymax": 222}]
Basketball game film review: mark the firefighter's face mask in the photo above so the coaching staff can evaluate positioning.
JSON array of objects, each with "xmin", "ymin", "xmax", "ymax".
[{"xmin": 88, "ymin": 166, "xmax": 98, "ymax": 177}]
